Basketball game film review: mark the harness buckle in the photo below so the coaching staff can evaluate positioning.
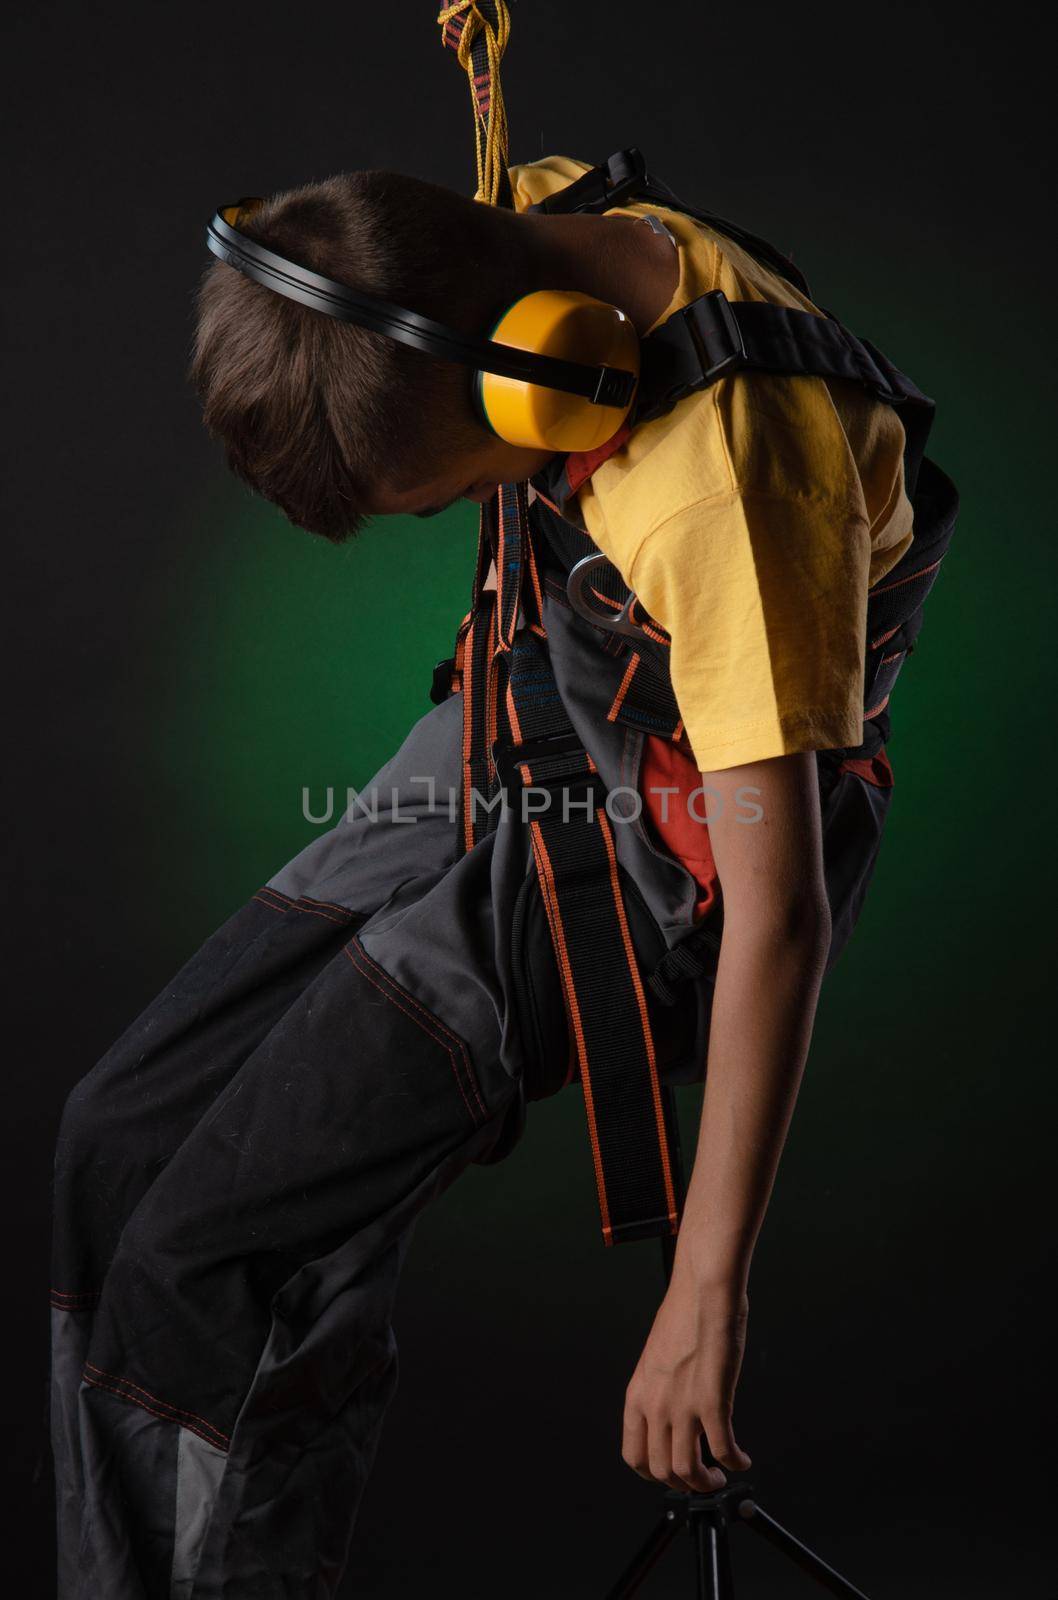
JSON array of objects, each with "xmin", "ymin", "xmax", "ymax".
[
  {"xmin": 528, "ymin": 147, "xmax": 647, "ymax": 217},
  {"xmin": 680, "ymin": 290, "xmax": 746, "ymax": 384},
  {"xmin": 591, "ymin": 365, "xmax": 638, "ymax": 408},
  {"xmin": 429, "ymin": 656, "xmax": 456, "ymax": 705},
  {"xmin": 635, "ymin": 290, "xmax": 747, "ymax": 427},
  {"xmin": 491, "ymin": 731, "xmax": 607, "ymax": 802}
]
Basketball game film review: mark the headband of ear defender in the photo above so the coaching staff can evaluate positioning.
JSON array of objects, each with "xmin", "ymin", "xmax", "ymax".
[{"xmin": 206, "ymin": 199, "xmax": 640, "ymax": 453}]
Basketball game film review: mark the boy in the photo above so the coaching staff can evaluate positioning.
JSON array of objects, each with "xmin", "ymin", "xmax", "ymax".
[{"xmin": 50, "ymin": 153, "xmax": 947, "ymax": 1596}]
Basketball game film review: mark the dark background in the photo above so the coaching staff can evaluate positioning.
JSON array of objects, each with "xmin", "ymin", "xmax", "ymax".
[{"xmin": 7, "ymin": 2, "xmax": 1056, "ymax": 1594}]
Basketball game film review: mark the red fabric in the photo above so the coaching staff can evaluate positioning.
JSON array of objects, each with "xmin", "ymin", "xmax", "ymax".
[
  {"xmin": 563, "ymin": 422, "xmax": 633, "ymax": 498},
  {"xmin": 639, "ymin": 736, "xmax": 895, "ymax": 921},
  {"xmin": 566, "ymin": 432, "xmax": 896, "ymax": 894},
  {"xmin": 639, "ymin": 734, "xmax": 719, "ymax": 922},
  {"xmin": 838, "ymin": 748, "xmax": 894, "ymax": 787}
]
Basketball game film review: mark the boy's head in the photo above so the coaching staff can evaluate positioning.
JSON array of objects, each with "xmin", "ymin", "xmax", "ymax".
[{"xmin": 191, "ymin": 170, "xmax": 553, "ymax": 540}]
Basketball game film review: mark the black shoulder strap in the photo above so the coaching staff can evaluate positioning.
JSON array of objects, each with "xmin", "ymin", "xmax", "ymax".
[
  {"xmin": 526, "ymin": 148, "xmax": 936, "ymax": 493},
  {"xmin": 636, "ymin": 291, "xmax": 936, "ymax": 495},
  {"xmin": 526, "ymin": 147, "xmax": 812, "ymax": 295}
]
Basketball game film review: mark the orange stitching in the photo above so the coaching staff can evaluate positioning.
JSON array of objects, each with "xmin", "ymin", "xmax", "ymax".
[
  {"xmin": 532, "ymin": 489, "xmax": 563, "ymax": 516},
  {"xmin": 869, "ymin": 624, "xmax": 901, "ymax": 650},
  {"xmin": 342, "ymin": 945, "xmax": 482, "ymax": 1123},
  {"xmin": 83, "ymin": 1362, "xmax": 230, "ymax": 1442},
  {"xmin": 346, "ymin": 946, "xmax": 477, "ymax": 1123},
  {"xmin": 608, "ymin": 653, "xmax": 640, "ymax": 722},
  {"xmin": 485, "ymin": 613, "xmax": 500, "ymax": 787},
  {"xmin": 293, "ymin": 901, "xmax": 351, "ymax": 926},
  {"xmin": 496, "ymin": 494, "xmax": 514, "ymax": 650},
  {"xmin": 253, "ymin": 893, "xmax": 289, "ymax": 914},
  {"xmin": 505, "ymin": 676, "xmax": 524, "ymax": 744},
  {"xmin": 299, "ymin": 896, "xmax": 354, "ymax": 918},
  {"xmin": 527, "ymin": 824, "xmax": 611, "ymax": 1234},
  {"xmin": 871, "ymin": 556, "xmax": 942, "ymax": 597},
  {"xmin": 461, "ymin": 610, "xmax": 478, "ymax": 854},
  {"xmin": 82, "ymin": 1372, "xmax": 228, "ymax": 1452},
  {"xmin": 353, "ymin": 944, "xmax": 486, "ymax": 1121},
  {"xmin": 350, "ymin": 941, "xmax": 486, "ymax": 1121},
  {"xmin": 525, "ymin": 526, "xmax": 546, "ymax": 632},
  {"xmin": 598, "ymin": 816, "xmax": 678, "ymax": 1232}
]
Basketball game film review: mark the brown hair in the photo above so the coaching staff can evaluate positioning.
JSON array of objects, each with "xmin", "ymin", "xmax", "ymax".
[{"xmin": 189, "ymin": 171, "xmax": 532, "ymax": 541}]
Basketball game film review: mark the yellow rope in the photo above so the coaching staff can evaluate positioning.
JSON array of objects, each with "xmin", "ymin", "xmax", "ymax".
[{"xmin": 437, "ymin": 1, "xmax": 512, "ymax": 206}]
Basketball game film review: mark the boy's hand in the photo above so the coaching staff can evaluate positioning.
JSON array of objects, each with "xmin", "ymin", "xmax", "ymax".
[{"xmin": 622, "ymin": 1271, "xmax": 751, "ymax": 1493}]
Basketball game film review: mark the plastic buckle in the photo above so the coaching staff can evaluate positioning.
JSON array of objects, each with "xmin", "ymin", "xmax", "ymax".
[
  {"xmin": 597, "ymin": 147, "xmax": 648, "ymax": 209},
  {"xmin": 491, "ymin": 731, "xmax": 607, "ymax": 801},
  {"xmin": 530, "ymin": 147, "xmax": 646, "ymax": 217},
  {"xmin": 429, "ymin": 656, "xmax": 455, "ymax": 705},
  {"xmin": 591, "ymin": 365, "xmax": 638, "ymax": 407},
  {"xmin": 682, "ymin": 290, "xmax": 746, "ymax": 382}
]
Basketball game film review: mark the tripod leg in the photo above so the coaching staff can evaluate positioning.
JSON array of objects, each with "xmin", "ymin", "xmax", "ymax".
[
  {"xmin": 604, "ymin": 1513, "xmax": 681, "ymax": 1600},
  {"xmin": 737, "ymin": 1500, "xmax": 872, "ymax": 1600},
  {"xmin": 694, "ymin": 1514, "xmax": 734, "ymax": 1600}
]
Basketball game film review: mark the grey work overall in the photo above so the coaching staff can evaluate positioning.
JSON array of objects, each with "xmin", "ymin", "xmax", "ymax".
[{"xmin": 49, "ymin": 565, "xmax": 894, "ymax": 1596}]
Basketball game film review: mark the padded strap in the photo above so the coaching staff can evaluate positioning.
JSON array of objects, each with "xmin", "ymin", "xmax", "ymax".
[
  {"xmin": 636, "ymin": 292, "xmax": 936, "ymax": 493},
  {"xmin": 525, "ymin": 148, "xmax": 937, "ymax": 496}
]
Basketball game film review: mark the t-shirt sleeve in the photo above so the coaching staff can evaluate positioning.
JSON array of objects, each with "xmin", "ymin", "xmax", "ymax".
[{"xmin": 627, "ymin": 490, "xmax": 872, "ymax": 772}]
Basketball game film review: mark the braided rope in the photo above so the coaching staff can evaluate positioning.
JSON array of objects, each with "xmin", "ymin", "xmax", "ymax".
[{"xmin": 437, "ymin": 1, "xmax": 512, "ymax": 207}]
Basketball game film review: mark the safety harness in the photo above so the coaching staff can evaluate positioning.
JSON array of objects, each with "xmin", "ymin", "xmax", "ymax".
[{"xmin": 436, "ymin": 13, "xmax": 958, "ymax": 1248}]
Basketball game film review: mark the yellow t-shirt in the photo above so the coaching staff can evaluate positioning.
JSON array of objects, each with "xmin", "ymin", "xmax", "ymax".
[{"xmin": 509, "ymin": 156, "xmax": 914, "ymax": 773}]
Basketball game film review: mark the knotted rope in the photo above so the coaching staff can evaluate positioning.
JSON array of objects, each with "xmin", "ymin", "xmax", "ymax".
[{"xmin": 437, "ymin": 1, "xmax": 514, "ymax": 208}]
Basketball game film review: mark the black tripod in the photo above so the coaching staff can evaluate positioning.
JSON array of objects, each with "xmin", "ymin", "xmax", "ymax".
[{"xmin": 605, "ymin": 1089, "xmax": 874, "ymax": 1600}]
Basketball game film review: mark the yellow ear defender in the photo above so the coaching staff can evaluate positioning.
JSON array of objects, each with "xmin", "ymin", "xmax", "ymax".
[
  {"xmin": 206, "ymin": 203, "xmax": 641, "ymax": 457},
  {"xmin": 474, "ymin": 290, "xmax": 640, "ymax": 452}
]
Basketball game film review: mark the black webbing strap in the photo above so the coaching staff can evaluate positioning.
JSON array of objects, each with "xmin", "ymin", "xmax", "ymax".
[
  {"xmin": 498, "ymin": 630, "xmax": 680, "ymax": 1245},
  {"xmin": 527, "ymin": 148, "xmax": 648, "ymax": 219},
  {"xmin": 529, "ymin": 498, "xmax": 684, "ymax": 739},
  {"xmin": 861, "ymin": 455, "xmax": 958, "ymax": 718},
  {"xmin": 431, "ymin": 53, "xmax": 686, "ymax": 1244},
  {"xmin": 527, "ymin": 148, "xmax": 936, "ymax": 496},
  {"xmin": 635, "ymin": 293, "xmax": 936, "ymax": 496},
  {"xmin": 491, "ymin": 479, "xmax": 532, "ymax": 651},
  {"xmin": 527, "ymin": 147, "xmax": 811, "ymax": 297},
  {"xmin": 459, "ymin": 591, "xmax": 500, "ymax": 853}
]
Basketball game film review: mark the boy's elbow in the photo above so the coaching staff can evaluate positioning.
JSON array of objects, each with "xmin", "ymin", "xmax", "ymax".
[
  {"xmin": 784, "ymin": 888, "xmax": 831, "ymax": 955},
  {"xmin": 725, "ymin": 881, "xmax": 832, "ymax": 957}
]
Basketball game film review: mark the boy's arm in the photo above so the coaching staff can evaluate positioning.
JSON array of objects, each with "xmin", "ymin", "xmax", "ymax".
[{"xmin": 622, "ymin": 750, "xmax": 832, "ymax": 1494}]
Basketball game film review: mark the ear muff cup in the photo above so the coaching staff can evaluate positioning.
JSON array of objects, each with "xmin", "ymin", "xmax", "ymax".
[{"xmin": 475, "ymin": 290, "xmax": 640, "ymax": 453}]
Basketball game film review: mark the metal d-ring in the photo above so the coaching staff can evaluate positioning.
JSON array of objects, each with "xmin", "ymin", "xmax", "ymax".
[{"xmin": 566, "ymin": 552, "xmax": 649, "ymax": 639}]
